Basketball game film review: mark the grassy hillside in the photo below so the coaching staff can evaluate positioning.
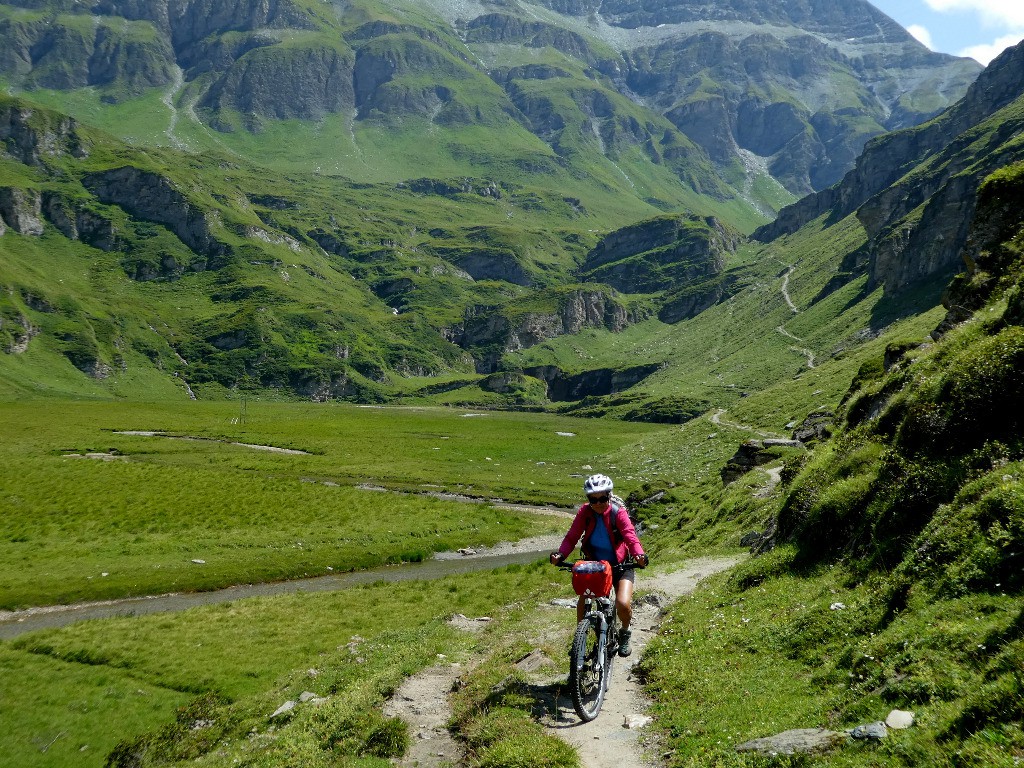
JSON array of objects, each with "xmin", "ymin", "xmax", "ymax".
[{"xmin": 628, "ymin": 162, "xmax": 1024, "ymax": 767}]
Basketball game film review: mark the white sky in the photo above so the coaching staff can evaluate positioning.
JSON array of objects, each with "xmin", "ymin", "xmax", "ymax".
[{"xmin": 869, "ymin": 0, "xmax": 1024, "ymax": 64}]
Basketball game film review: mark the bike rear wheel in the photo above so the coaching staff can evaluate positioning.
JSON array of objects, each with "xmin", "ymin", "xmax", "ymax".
[{"xmin": 569, "ymin": 618, "xmax": 606, "ymax": 721}]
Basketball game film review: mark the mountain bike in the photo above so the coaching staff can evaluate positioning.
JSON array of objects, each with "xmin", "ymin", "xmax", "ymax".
[{"xmin": 557, "ymin": 558, "xmax": 645, "ymax": 722}]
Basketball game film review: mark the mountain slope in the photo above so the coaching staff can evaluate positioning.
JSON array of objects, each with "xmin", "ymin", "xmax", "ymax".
[
  {"xmin": 756, "ymin": 41, "xmax": 1024, "ymax": 297},
  {"xmin": 0, "ymin": 0, "xmax": 980, "ymax": 213}
]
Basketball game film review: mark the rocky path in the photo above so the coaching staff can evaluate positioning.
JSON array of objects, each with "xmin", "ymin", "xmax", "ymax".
[
  {"xmin": 775, "ymin": 325, "xmax": 817, "ymax": 369},
  {"xmin": 384, "ymin": 664, "xmax": 466, "ymax": 767},
  {"xmin": 383, "ymin": 556, "xmax": 742, "ymax": 768}
]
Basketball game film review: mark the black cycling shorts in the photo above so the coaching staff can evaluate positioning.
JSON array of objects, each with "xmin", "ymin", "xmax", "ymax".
[{"xmin": 613, "ymin": 565, "xmax": 635, "ymax": 585}]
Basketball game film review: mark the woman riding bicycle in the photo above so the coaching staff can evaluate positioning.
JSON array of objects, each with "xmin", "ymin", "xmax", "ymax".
[{"xmin": 550, "ymin": 473, "xmax": 647, "ymax": 657}]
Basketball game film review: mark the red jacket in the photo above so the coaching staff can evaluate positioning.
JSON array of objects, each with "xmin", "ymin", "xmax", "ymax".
[{"xmin": 557, "ymin": 502, "xmax": 644, "ymax": 565}]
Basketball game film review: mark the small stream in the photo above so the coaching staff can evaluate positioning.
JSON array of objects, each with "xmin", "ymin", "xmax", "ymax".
[{"xmin": 0, "ymin": 545, "xmax": 559, "ymax": 641}]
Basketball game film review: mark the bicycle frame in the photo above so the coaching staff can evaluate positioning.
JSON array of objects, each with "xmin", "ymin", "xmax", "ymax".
[
  {"xmin": 560, "ymin": 562, "xmax": 619, "ymax": 721},
  {"xmin": 581, "ymin": 594, "xmax": 617, "ymax": 659}
]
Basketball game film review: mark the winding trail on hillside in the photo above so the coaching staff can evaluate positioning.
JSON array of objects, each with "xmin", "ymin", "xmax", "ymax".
[
  {"xmin": 710, "ymin": 408, "xmax": 784, "ymax": 439},
  {"xmin": 775, "ymin": 325, "xmax": 817, "ymax": 369},
  {"xmin": 780, "ymin": 264, "xmax": 799, "ymax": 314}
]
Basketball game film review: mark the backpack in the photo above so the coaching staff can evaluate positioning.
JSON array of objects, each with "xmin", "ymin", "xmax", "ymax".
[{"xmin": 606, "ymin": 494, "xmax": 644, "ymax": 539}]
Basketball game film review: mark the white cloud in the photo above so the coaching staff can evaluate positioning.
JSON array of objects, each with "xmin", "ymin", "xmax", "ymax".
[
  {"xmin": 924, "ymin": 0, "xmax": 1024, "ymax": 29},
  {"xmin": 907, "ymin": 24, "xmax": 934, "ymax": 49},
  {"xmin": 958, "ymin": 33, "xmax": 1024, "ymax": 65}
]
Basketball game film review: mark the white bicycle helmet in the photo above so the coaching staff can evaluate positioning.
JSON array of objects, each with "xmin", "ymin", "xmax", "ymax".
[{"xmin": 583, "ymin": 473, "xmax": 614, "ymax": 495}]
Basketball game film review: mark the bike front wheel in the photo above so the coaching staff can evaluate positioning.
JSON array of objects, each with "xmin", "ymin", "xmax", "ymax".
[{"xmin": 569, "ymin": 618, "xmax": 606, "ymax": 721}]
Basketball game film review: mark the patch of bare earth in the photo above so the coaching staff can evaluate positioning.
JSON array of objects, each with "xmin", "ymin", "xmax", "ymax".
[{"xmin": 384, "ymin": 662, "xmax": 466, "ymax": 767}]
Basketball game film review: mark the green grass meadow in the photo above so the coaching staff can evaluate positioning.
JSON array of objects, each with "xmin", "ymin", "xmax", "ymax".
[{"xmin": 0, "ymin": 401, "xmax": 673, "ymax": 609}]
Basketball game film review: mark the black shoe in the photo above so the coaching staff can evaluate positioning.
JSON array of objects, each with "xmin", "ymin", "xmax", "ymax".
[{"xmin": 618, "ymin": 629, "xmax": 632, "ymax": 657}]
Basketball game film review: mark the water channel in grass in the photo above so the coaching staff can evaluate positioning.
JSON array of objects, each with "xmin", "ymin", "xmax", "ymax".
[{"xmin": 0, "ymin": 543, "xmax": 560, "ymax": 640}]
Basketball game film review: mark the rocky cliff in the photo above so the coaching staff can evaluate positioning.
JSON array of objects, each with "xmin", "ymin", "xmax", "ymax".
[
  {"xmin": 82, "ymin": 167, "xmax": 231, "ymax": 265},
  {"xmin": 449, "ymin": 289, "xmax": 642, "ymax": 373},
  {"xmin": 754, "ymin": 41, "xmax": 1024, "ymax": 296},
  {"xmin": 582, "ymin": 213, "xmax": 738, "ymax": 320}
]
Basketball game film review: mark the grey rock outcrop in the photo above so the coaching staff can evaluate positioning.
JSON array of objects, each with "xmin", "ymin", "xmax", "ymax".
[
  {"xmin": 721, "ymin": 439, "xmax": 803, "ymax": 484},
  {"xmin": 452, "ymin": 290, "xmax": 639, "ymax": 372},
  {"xmin": 583, "ymin": 215, "xmax": 738, "ymax": 317},
  {"xmin": 524, "ymin": 363, "xmax": 660, "ymax": 400},
  {"xmin": 83, "ymin": 167, "xmax": 230, "ymax": 263},
  {"xmin": 792, "ymin": 410, "xmax": 834, "ymax": 444},
  {"xmin": 849, "ymin": 721, "xmax": 888, "ymax": 741},
  {"xmin": 0, "ymin": 102, "xmax": 87, "ymax": 165},
  {"xmin": 0, "ymin": 187, "xmax": 44, "ymax": 235},
  {"xmin": 41, "ymin": 192, "xmax": 119, "ymax": 250},
  {"xmin": 202, "ymin": 45, "xmax": 355, "ymax": 121},
  {"xmin": 754, "ymin": 40, "xmax": 1024, "ymax": 296},
  {"xmin": 736, "ymin": 728, "xmax": 846, "ymax": 755}
]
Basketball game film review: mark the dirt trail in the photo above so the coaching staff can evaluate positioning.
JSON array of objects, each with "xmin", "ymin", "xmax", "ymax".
[
  {"xmin": 384, "ymin": 664, "xmax": 465, "ymax": 767},
  {"xmin": 780, "ymin": 265, "xmax": 799, "ymax": 314},
  {"xmin": 540, "ymin": 557, "xmax": 742, "ymax": 768},
  {"xmin": 385, "ymin": 556, "xmax": 741, "ymax": 768},
  {"xmin": 710, "ymin": 408, "xmax": 784, "ymax": 439}
]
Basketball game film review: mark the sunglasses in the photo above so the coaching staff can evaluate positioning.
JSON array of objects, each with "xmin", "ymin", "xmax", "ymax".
[{"xmin": 587, "ymin": 494, "xmax": 610, "ymax": 504}]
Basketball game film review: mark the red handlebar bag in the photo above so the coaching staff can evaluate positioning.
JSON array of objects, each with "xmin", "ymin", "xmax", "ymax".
[{"xmin": 572, "ymin": 560, "xmax": 613, "ymax": 597}]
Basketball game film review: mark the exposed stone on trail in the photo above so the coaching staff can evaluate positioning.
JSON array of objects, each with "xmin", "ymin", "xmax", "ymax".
[
  {"xmin": 736, "ymin": 728, "xmax": 846, "ymax": 755},
  {"xmin": 383, "ymin": 664, "xmax": 464, "ymax": 768},
  {"xmin": 448, "ymin": 614, "xmax": 492, "ymax": 632},
  {"xmin": 514, "ymin": 649, "xmax": 554, "ymax": 673},
  {"xmin": 622, "ymin": 714, "xmax": 652, "ymax": 730},
  {"xmin": 549, "ymin": 598, "xmax": 578, "ymax": 609}
]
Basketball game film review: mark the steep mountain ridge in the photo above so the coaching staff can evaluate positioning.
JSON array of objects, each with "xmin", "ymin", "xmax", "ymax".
[
  {"xmin": 755, "ymin": 40, "xmax": 1024, "ymax": 297},
  {"xmin": 0, "ymin": 0, "xmax": 980, "ymax": 209}
]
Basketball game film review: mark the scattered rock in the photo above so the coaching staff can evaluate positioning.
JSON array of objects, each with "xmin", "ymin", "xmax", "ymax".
[
  {"xmin": 456, "ymin": 548, "xmax": 477, "ymax": 556},
  {"xmin": 849, "ymin": 721, "xmax": 888, "ymax": 740},
  {"xmin": 191, "ymin": 559, "xmax": 206, "ymax": 564},
  {"xmin": 270, "ymin": 701, "xmax": 296, "ymax": 719},
  {"xmin": 623, "ymin": 714, "xmax": 653, "ymax": 729},
  {"xmin": 514, "ymin": 649, "xmax": 554, "ymax": 673},
  {"xmin": 886, "ymin": 710, "xmax": 915, "ymax": 730},
  {"xmin": 792, "ymin": 409, "xmax": 835, "ymax": 444},
  {"xmin": 298, "ymin": 691, "xmax": 319, "ymax": 703},
  {"xmin": 721, "ymin": 439, "xmax": 804, "ymax": 483},
  {"xmin": 447, "ymin": 613, "xmax": 491, "ymax": 632},
  {"xmin": 736, "ymin": 728, "xmax": 846, "ymax": 755},
  {"xmin": 549, "ymin": 598, "xmax": 578, "ymax": 609},
  {"xmin": 637, "ymin": 593, "xmax": 666, "ymax": 608}
]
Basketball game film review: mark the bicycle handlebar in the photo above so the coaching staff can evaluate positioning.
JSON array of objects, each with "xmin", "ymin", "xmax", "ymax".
[{"xmin": 553, "ymin": 557, "xmax": 648, "ymax": 569}]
